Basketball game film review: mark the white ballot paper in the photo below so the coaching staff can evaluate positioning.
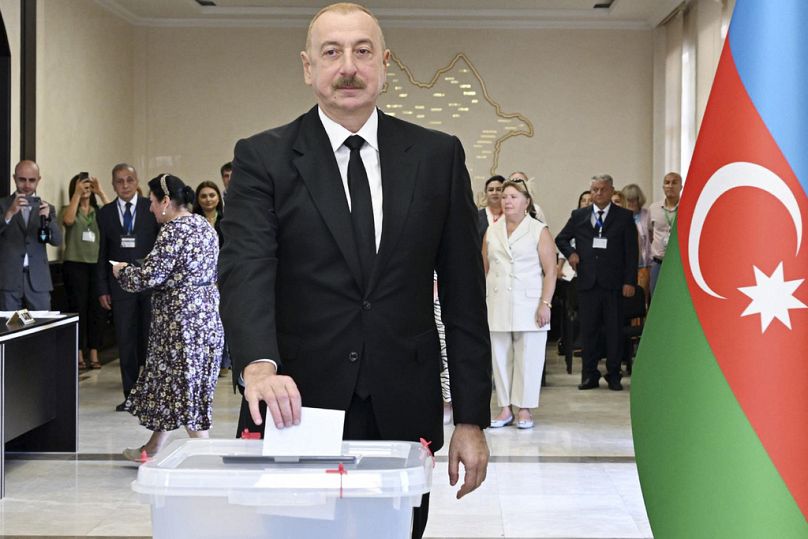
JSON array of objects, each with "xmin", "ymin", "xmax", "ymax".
[{"xmin": 262, "ymin": 406, "xmax": 345, "ymax": 457}]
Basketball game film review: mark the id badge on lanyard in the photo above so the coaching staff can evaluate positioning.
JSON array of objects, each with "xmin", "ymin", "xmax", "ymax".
[
  {"xmin": 121, "ymin": 235, "xmax": 136, "ymax": 249},
  {"xmin": 593, "ymin": 212, "xmax": 607, "ymax": 249}
]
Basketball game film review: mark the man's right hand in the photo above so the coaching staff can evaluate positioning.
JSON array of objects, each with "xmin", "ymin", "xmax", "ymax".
[
  {"xmin": 568, "ymin": 252, "xmax": 580, "ymax": 271},
  {"xmin": 243, "ymin": 362, "xmax": 301, "ymax": 429},
  {"xmin": 4, "ymin": 194, "xmax": 27, "ymax": 222},
  {"xmin": 99, "ymin": 294, "xmax": 112, "ymax": 310}
]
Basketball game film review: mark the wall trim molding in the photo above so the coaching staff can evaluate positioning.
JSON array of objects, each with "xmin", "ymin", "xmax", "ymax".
[{"xmin": 94, "ymin": 1, "xmax": 655, "ymax": 30}]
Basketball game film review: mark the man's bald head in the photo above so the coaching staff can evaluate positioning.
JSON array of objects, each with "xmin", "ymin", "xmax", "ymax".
[{"xmin": 13, "ymin": 160, "xmax": 41, "ymax": 195}]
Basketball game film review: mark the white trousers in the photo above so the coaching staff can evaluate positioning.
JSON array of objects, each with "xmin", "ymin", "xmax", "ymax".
[{"xmin": 491, "ymin": 331, "xmax": 547, "ymax": 408}]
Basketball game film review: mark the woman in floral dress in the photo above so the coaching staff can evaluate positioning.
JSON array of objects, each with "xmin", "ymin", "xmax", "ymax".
[{"xmin": 113, "ymin": 174, "xmax": 223, "ymax": 461}]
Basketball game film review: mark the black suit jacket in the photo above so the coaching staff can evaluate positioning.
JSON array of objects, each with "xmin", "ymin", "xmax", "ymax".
[
  {"xmin": 555, "ymin": 204, "xmax": 638, "ymax": 291},
  {"xmin": 95, "ymin": 197, "xmax": 160, "ymax": 300},
  {"xmin": 219, "ymin": 107, "xmax": 491, "ymax": 449}
]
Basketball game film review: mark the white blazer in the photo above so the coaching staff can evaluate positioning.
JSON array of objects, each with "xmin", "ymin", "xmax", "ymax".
[{"xmin": 485, "ymin": 216, "xmax": 549, "ymax": 332}]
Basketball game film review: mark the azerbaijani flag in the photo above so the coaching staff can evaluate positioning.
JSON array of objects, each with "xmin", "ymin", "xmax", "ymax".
[{"xmin": 631, "ymin": 1, "xmax": 808, "ymax": 536}]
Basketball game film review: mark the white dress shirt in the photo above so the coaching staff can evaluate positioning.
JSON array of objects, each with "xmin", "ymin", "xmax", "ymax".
[
  {"xmin": 590, "ymin": 203, "xmax": 612, "ymax": 233},
  {"xmin": 245, "ymin": 108, "xmax": 386, "ymax": 381},
  {"xmin": 117, "ymin": 196, "xmax": 138, "ymax": 231},
  {"xmin": 318, "ymin": 107, "xmax": 383, "ymax": 251}
]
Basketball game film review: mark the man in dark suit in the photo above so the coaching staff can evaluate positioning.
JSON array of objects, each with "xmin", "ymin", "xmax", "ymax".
[
  {"xmin": 0, "ymin": 160, "xmax": 62, "ymax": 310},
  {"xmin": 95, "ymin": 164, "xmax": 159, "ymax": 411},
  {"xmin": 218, "ymin": 4, "xmax": 491, "ymax": 538},
  {"xmin": 556, "ymin": 174, "xmax": 638, "ymax": 391}
]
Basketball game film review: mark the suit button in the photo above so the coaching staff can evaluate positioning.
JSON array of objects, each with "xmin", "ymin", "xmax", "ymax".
[
  {"xmin": 362, "ymin": 300, "xmax": 371, "ymax": 311},
  {"xmin": 348, "ymin": 351, "xmax": 359, "ymax": 362}
]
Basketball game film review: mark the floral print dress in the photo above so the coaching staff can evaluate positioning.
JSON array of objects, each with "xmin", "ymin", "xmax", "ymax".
[{"xmin": 118, "ymin": 214, "xmax": 223, "ymax": 431}]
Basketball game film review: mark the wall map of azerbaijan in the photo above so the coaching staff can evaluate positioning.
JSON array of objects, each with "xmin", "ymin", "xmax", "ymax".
[{"xmin": 379, "ymin": 52, "xmax": 534, "ymax": 190}]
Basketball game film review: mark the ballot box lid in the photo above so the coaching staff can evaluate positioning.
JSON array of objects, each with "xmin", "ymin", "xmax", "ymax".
[{"xmin": 132, "ymin": 439, "xmax": 434, "ymax": 501}]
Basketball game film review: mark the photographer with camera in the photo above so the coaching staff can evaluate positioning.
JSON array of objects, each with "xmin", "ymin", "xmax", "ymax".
[
  {"xmin": 61, "ymin": 172, "xmax": 109, "ymax": 369},
  {"xmin": 0, "ymin": 160, "xmax": 62, "ymax": 311}
]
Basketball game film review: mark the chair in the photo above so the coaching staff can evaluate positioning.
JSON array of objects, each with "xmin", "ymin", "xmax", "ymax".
[{"xmin": 621, "ymin": 287, "xmax": 647, "ymax": 373}]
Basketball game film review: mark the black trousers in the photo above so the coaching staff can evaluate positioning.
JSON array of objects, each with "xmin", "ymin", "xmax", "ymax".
[
  {"xmin": 111, "ymin": 292, "xmax": 151, "ymax": 397},
  {"xmin": 62, "ymin": 261, "xmax": 105, "ymax": 352},
  {"xmin": 237, "ymin": 392, "xmax": 430, "ymax": 539},
  {"xmin": 578, "ymin": 286, "xmax": 623, "ymax": 381}
]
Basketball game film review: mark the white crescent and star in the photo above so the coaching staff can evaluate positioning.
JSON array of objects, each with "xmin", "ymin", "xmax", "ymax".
[{"xmin": 687, "ymin": 161, "xmax": 806, "ymax": 332}]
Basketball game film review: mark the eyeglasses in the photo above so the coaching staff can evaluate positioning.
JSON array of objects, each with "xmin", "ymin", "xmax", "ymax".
[{"xmin": 509, "ymin": 178, "xmax": 526, "ymax": 184}]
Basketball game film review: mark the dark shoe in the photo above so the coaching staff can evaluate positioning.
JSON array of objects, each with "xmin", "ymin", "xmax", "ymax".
[
  {"xmin": 605, "ymin": 376, "xmax": 623, "ymax": 391},
  {"xmin": 578, "ymin": 378, "xmax": 599, "ymax": 390},
  {"xmin": 115, "ymin": 401, "xmax": 127, "ymax": 412}
]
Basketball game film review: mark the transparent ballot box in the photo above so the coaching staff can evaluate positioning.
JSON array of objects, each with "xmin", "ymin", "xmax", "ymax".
[{"xmin": 132, "ymin": 439, "xmax": 434, "ymax": 539}]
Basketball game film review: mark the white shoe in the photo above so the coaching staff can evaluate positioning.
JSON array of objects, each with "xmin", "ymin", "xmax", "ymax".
[
  {"xmin": 490, "ymin": 415, "xmax": 514, "ymax": 428},
  {"xmin": 516, "ymin": 418, "xmax": 534, "ymax": 429}
]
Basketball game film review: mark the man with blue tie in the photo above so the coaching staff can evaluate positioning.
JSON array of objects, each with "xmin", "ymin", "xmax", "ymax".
[
  {"xmin": 96, "ymin": 164, "xmax": 159, "ymax": 411},
  {"xmin": 556, "ymin": 175, "xmax": 638, "ymax": 390}
]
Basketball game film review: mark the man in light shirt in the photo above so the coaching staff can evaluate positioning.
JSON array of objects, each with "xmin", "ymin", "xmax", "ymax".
[{"xmin": 649, "ymin": 172, "xmax": 683, "ymax": 297}]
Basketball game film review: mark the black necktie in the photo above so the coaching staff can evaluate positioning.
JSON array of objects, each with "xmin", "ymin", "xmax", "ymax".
[
  {"xmin": 344, "ymin": 135, "xmax": 376, "ymax": 288},
  {"xmin": 596, "ymin": 210, "xmax": 604, "ymax": 231},
  {"xmin": 123, "ymin": 202, "xmax": 133, "ymax": 234}
]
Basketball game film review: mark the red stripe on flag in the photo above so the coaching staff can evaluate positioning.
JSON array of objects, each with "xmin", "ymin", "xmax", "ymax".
[{"xmin": 679, "ymin": 43, "xmax": 808, "ymax": 518}]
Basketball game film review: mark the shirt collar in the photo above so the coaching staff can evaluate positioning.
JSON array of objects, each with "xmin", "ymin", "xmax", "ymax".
[
  {"xmin": 592, "ymin": 202, "xmax": 612, "ymax": 216},
  {"xmin": 318, "ymin": 107, "xmax": 379, "ymax": 153},
  {"xmin": 118, "ymin": 197, "xmax": 136, "ymax": 210},
  {"xmin": 663, "ymin": 201, "xmax": 679, "ymax": 211}
]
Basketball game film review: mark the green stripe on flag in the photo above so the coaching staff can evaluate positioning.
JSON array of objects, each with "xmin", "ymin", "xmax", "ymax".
[{"xmin": 631, "ymin": 227, "xmax": 808, "ymax": 538}]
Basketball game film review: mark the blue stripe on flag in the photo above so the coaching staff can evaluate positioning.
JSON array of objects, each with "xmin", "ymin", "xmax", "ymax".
[{"xmin": 728, "ymin": 0, "xmax": 808, "ymax": 195}]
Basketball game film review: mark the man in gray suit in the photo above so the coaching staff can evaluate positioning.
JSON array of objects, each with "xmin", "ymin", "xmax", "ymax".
[{"xmin": 0, "ymin": 160, "xmax": 62, "ymax": 311}]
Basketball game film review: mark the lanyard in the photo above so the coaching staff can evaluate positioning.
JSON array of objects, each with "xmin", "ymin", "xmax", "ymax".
[
  {"xmin": 78, "ymin": 207, "xmax": 95, "ymax": 227},
  {"xmin": 594, "ymin": 209, "xmax": 605, "ymax": 237},
  {"xmin": 664, "ymin": 206, "xmax": 677, "ymax": 228},
  {"xmin": 117, "ymin": 201, "xmax": 134, "ymax": 234}
]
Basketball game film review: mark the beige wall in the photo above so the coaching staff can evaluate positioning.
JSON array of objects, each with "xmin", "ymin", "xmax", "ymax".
[
  {"xmin": 36, "ymin": 0, "xmax": 134, "ymax": 208},
  {"xmin": 131, "ymin": 25, "xmax": 312, "ymax": 187},
  {"xmin": 26, "ymin": 8, "xmax": 655, "ymax": 236},
  {"xmin": 0, "ymin": 0, "xmax": 20, "ymax": 187},
  {"xmin": 133, "ymin": 25, "xmax": 653, "ymax": 231}
]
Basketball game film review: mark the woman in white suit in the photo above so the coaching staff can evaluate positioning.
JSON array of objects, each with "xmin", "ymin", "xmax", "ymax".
[{"xmin": 482, "ymin": 179, "xmax": 557, "ymax": 429}]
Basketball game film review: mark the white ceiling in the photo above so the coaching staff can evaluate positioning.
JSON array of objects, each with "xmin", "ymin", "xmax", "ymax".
[{"xmin": 96, "ymin": 0, "xmax": 684, "ymax": 29}]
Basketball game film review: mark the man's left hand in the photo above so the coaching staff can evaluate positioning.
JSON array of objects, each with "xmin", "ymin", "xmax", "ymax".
[
  {"xmin": 38, "ymin": 202, "xmax": 50, "ymax": 218},
  {"xmin": 448, "ymin": 423, "xmax": 489, "ymax": 499},
  {"xmin": 622, "ymin": 284, "xmax": 635, "ymax": 297}
]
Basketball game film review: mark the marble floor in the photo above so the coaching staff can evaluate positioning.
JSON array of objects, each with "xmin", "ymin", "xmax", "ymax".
[{"xmin": 0, "ymin": 348, "xmax": 652, "ymax": 538}]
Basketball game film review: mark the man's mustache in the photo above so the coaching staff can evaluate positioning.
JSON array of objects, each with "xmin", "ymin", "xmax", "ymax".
[{"xmin": 333, "ymin": 76, "xmax": 366, "ymax": 90}]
